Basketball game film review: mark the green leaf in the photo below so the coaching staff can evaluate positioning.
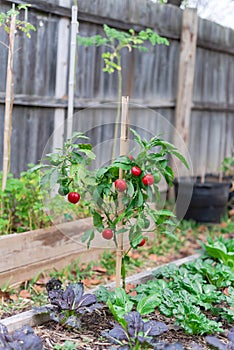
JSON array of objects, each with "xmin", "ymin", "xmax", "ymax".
[
  {"xmin": 96, "ymin": 167, "xmax": 109, "ymax": 178},
  {"xmin": 164, "ymin": 165, "xmax": 174, "ymax": 177},
  {"xmin": 77, "ymin": 34, "xmax": 106, "ymax": 47},
  {"xmin": 70, "ymin": 131, "xmax": 90, "ymax": 141},
  {"xmin": 129, "ymin": 227, "xmax": 142, "ymax": 248},
  {"xmin": 85, "ymin": 176, "xmax": 97, "ymax": 186},
  {"xmin": 110, "ymin": 162, "xmax": 131, "ymax": 171},
  {"xmin": 137, "ymin": 294, "xmax": 161, "ymax": 315},
  {"xmin": 78, "ymin": 143, "xmax": 92, "ymax": 151},
  {"xmin": 70, "ymin": 151, "xmax": 83, "ymax": 164},
  {"xmin": 136, "ymin": 212, "xmax": 151, "ymax": 230},
  {"xmin": 157, "ymin": 209, "xmax": 175, "ymax": 217},
  {"xmin": 81, "ymin": 229, "xmax": 94, "ymax": 249},
  {"xmin": 116, "ymin": 227, "xmax": 128, "ymax": 234},
  {"xmin": 114, "ymin": 288, "xmax": 133, "ymax": 309},
  {"xmin": 18, "ymin": 4, "xmax": 31, "ymax": 10},
  {"xmin": 130, "ymin": 128, "xmax": 144, "ymax": 148},
  {"xmin": 126, "ymin": 181, "xmax": 135, "ymax": 197},
  {"xmin": 163, "ymin": 219, "xmax": 177, "ymax": 226},
  {"xmin": 40, "ymin": 168, "xmax": 58, "ymax": 187},
  {"xmin": 153, "ymin": 139, "xmax": 175, "ymax": 149},
  {"xmin": 92, "ymin": 211, "xmax": 103, "ymax": 231},
  {"xmin": 106, "ymin": 299, "xmax": 127, "ymax": 329},
  {"xmin": 145, "ymin": 185, "xmax": 153, "ymax": 202},
  {"xmin": 79, "ymin": 149, "xmax": 96, "ymax": 160},
  {"xmin": 28, "ymin": 163, "xmax": 50, "ymax": 172},
  {"xmin": 159, "ymin": 303, "xmax": 174, "ymax": 317},
  {"xmin": 169, "ymin": 149, "xmax": 189, "ymax": 169},
  {"xmin": 205, "ymin": 245, "xmax": 234, "ymax": 271},
  {"xmin": 136, "ymin": 151, "xmax": 147, "ymax": 164},
  {"xmin": 142, "ymin": 217, "xmax": 151, "ymax": 229},
  {"xmin": 114, "ymin": 155, "xmax": 132, "ymax": 164},
  {"xmin": 137, "ymin": 190, "xmax": 144, "ymax": 207},
  {"xmin": 158, "ymin": 159, "xmax": 168, "ymax": 169},
  {"xmin": 95, "ymin": 286, "xmax": 111, "ymax": 303},
  {"xmin": 112, "ymin": 288, "xmax": 134, "ymax": 316},
  {"xmin": 121, "ymin": 195, "xmax": 129, "ymax": 206}
]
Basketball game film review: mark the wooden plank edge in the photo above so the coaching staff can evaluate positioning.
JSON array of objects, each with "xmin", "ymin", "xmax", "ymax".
[
  {"xmin": 0, "ymin": 94, "xmax": 176, "ymax": 109},
  {"xmin": 0, "ymin": 247, "xmax": 108, "ymax": 286},
  {"xmin": 1, "ymin": 253, "xmax": 200, "ymax": 333},
  {"xmin": 0, "ymin": 94, "xmax": 234, "ymax": 112},
  {"xmin": 1, "ymin": 309, "xmax": 51, "ymax": 333},
  {"xmin": 91, "ymin": 253, "xmax": 201, "ymax": 291}
]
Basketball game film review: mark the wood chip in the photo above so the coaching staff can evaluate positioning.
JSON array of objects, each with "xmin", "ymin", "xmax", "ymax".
[
  {"xmin": 91, "ymin": 266, "xmax": 107, "ymax": 273},
  {"xmin": 19, "ymin": 290, "xmax": 31, "ymax": 299}
]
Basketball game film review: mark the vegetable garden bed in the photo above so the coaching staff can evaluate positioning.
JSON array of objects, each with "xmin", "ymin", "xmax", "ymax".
[
  {"xmin": 1, "ymin": 255, "xmax": 198, "ymax": 330},
  {"xmin": 1, "ymin": 251, "xmax": 234, "ymax": 350},
  {"xmin": 1, "ymin": 254, "xmax": 199, "ymax": 333}
]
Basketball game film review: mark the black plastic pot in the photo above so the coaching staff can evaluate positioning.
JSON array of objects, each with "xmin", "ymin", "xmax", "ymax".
[
  {"xmin": 174, "ymin": 176, "xmax": 231, "ymax": 223},
  {"xmin": 205, "ymin": 174, "xmax": 234, "ymax": 212}
]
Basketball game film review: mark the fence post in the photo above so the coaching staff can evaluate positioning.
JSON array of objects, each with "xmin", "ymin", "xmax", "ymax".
[
  {"xmin": 52, "ymin": 0, "xmax": 70, "ymax": 152},
  {"xmin": 174, "ymin": 8, "xmax": 198, "ymax": 176},
  {"xmin": 66, "ymin": 5, "xmax": 78, "ymax": 139}
]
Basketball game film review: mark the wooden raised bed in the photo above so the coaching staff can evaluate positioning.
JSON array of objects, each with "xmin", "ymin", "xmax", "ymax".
[
  {"xmin": 1, "ymin": 254, "xmax": 200, "ymax": 333},
  {"xmin": 0, "ymin": 202, "xmax": 166, "ymax": 287},
  {"xmin": 0, "ymin": 217, "xmax": 109, "ymax": 286}
]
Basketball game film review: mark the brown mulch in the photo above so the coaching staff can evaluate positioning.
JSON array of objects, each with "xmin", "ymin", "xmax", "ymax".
[
  {"xmin": 34, "ymin": 307, "xmax": 231, "ymax": 349},
  {"xmin": 35, "ymin": 308, "xmax": 114, "ymax": 349}
]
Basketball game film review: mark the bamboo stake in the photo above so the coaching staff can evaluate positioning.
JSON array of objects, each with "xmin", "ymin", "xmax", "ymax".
[
  {"xmin": 66, "ymin": 5, "xmax": 78, "ymax": 139},
  {"xmin": 111, "ymin": 55, "xmax": 122, "ymax": 162},
  {"xmin": 115, "ymin": 96, "xmax": 129, "ymax": 288},
  {"xmin": 2, "ymin": 11, "xmax": 16, "ymax": 191}
]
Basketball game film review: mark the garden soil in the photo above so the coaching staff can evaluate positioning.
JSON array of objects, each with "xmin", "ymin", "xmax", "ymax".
[
  {"xmin": 1, "ymin": 223, "xmax": 233, "ymax": 349},
  {"xmin": 34, "ymin": 307, "xmax": 231, "ymax": 349}
]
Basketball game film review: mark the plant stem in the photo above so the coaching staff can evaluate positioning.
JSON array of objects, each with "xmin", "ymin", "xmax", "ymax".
[
  {"xmin": 121, "ymin": 255, "xmax": 126, "ymax": 290},
  {"xmin": 0, "ymin": 40, "xmax": 9, "ymax": 49},
  {"xmin": 111, "ymin": 53, "xmax": 122, "ymax": 161}
]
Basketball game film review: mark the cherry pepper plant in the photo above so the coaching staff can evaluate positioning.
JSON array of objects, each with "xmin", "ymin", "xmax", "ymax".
[{"xmin": 42, "ymin": 129, "xmax": 188, "ymax": 286}]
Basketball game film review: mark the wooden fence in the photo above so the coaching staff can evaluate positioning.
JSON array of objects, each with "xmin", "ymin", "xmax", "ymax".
[{"xmin": 0, "ymin": 0, "xmax": 233, "ymax": 177}]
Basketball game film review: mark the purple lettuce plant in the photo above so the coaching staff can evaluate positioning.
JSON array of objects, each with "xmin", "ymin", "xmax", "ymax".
[
  {"xmin": 102, "ymin": 310, "xmax": 168, "ymax": 349},
  {"xmin": 0, "ymin": 323, "xmax": 43, "ymax": 350},
  {"xmin": 47, "ymin": 279, "xmax": 99, "ymax": 313},
  {"xmin": 44, "ymin": 278, "xmax": 102, "ymax": 329},
  {"xmin": 205, "ymin": 327, "xmax": 234, "ymax": 349}
]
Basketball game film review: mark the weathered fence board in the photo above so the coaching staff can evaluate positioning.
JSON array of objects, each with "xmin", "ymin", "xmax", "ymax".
[
  {"xmin": 174, "ymin": 8, "xmax": 198, "ymax": 153},
  {"xmin": 189, "ymin": 111, "xmax": 234, "ymax": 175},
  {"xmin": 0, "ymin": 0, "xmax": 233, "ymax": 177}
]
